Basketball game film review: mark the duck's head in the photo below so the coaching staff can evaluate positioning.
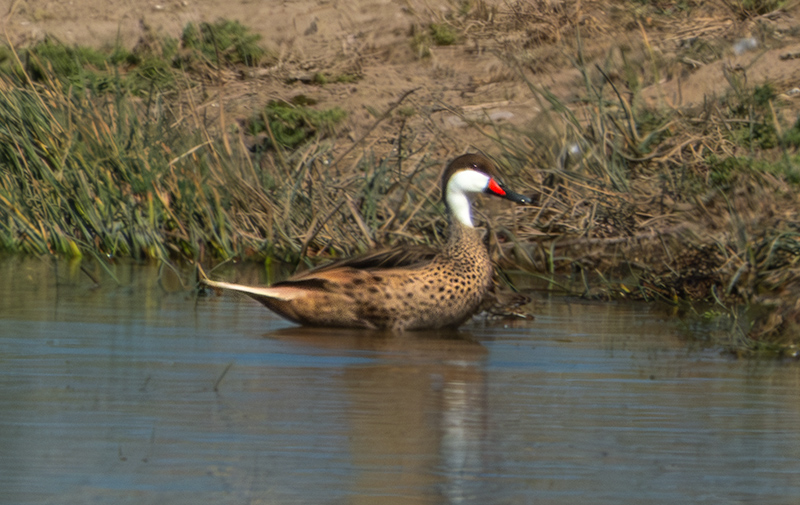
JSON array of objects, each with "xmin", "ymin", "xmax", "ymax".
[{"xmin": 442, "ymin": 153, "xmax": 533, "ymax": 227}]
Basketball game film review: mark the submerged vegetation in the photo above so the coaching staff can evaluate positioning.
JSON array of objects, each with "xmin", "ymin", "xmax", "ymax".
[{"xmin": 2, "ymin": 3, "xmax": 800, "ymax": 355}]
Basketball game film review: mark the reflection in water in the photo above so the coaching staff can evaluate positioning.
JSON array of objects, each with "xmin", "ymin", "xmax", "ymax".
[
  {"xmin": 438, "ymin": 364, "xmax": 486, "ymax": 505},
  {"xmin": 2, "ymin": 258, "xmax": 800, "ymax": 504},
  {"xmin": 269, "ymin": 328, "xmax": 489, "ymax": 504}
]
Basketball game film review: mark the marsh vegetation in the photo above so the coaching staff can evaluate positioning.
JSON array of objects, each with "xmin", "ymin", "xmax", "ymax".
[{"xmin": 2, "ymin": 0, "xmax": 800, "ymax": 353}]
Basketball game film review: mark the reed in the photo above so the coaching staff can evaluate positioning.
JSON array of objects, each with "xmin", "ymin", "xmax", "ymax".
[
  {"xmin": 0, "ymin": 78, "xmax": 368, "ymax": 264},
  {"xmin": 3, "ymin": 9, "xmax": 800, "ymax": 353},
  {"xmin": 0, "ymin": 36, "xmax": 437, "ymax": 268},
  {"xmin": 0, "ymin": 28, "xmax": 341, "ymax": 264},
  {"xmin": 476, "ymin": 30, "xmax": 800, "ymax": 354}
]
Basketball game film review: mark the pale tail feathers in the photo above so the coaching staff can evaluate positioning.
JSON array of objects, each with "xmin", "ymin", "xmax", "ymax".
[
  {"xmin": 198, "ymin": 265, "xmax": 306, "ymax": 302},
  {"xmin": 203, "ymin": 278, "xmax": 308, "ymax": 301}
]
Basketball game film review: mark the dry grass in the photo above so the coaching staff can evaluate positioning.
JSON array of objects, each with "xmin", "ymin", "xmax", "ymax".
[
  {"xmin": 4, "ymin": 3, "xmax": 800, "ymax": 353},
  {"xmin": 460, "ymin": 37, "xmax": 800, "ymax": 354}
]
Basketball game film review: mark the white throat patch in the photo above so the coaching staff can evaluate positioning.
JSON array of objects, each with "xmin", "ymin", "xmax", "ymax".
[{"xmin": 446, "ymin": 170, "xmax": 491, "ymax": 227}]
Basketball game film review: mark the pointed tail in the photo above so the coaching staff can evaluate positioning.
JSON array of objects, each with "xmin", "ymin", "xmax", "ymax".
[{"xmin": 196, "ymin": 264, "xmax": 303, "ymax": 302}]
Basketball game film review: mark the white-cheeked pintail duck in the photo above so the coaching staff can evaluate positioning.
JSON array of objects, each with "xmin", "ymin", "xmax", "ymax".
[{"xmin": 200, "ymin": 153, "xmax": 532, "ymax": 330}]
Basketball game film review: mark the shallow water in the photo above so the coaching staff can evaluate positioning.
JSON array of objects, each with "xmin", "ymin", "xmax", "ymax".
[{"xmin": 1, "ymin": 258, "xmax": 799, "ymax": 505}]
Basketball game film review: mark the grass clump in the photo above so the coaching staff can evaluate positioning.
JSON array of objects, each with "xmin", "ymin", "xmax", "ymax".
[
  {"xmin": 0, "ymin": 19, "xmax": 273, "ymax": 97},
  {"xmin": 0, "ymin": 22, "xmax": 350, "ymax": 264},
  {"xmin": 0, "ymin": 83, "xmax": 194, "ymax": 260},
  {"xmin": 248, "ymin": 99, "xmax": 347, "ymax": 150},
  {"xmin": 22, "ymin": 39, "xmax": 108, "ymax": 84},
  {"xmin": 180, "ymin": 19, "xmax": 270, "ymax": 67},
  {"xmin": 780, "ymin": 117, "xmax": 800, "ymax": 149},
  {"xmin": 0, "ymin": 75, "xmax": 353, "ymax": 263},
  {"xmin": 724, "ymin": 83, "xmax": 780, "ymax": 150},
  {"xmin": 410, "ymin": 22, "xmax": 460, "ymax": 58},
  {"xmin": 705, "ymin": 155, "xmax": 800, "ymax": 186},
  {"xmin": 2, "ymin": 36, "xmax": 179, "ymax": 96},
  {"xmin": 308, "ymin": 72, "xmax": 361, "ymax": 85},
  {"xmin": 480, "ymin": 35, "xmax": 800, "ymax": 353},
  {"xmin": 429, "ymin": 23, "xmax": 459, "ymax": 46},
  {"xmin": 411, "ymin": 26, "xmax": 433, "ymax": 59},
  {"xmin": 721, "ymin": 0, "xmax": 786, "ymax": 19}
]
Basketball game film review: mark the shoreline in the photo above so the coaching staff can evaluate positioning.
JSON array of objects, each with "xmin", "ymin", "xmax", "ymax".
[{"xmin": 3, "ymin": 3, "xmax": 800, "ymax": 354}]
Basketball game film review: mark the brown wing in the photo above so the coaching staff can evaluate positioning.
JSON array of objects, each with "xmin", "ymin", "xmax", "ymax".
[{"xmin": 288, "ymin": 244, "xmax": 438, "ymax": 281}]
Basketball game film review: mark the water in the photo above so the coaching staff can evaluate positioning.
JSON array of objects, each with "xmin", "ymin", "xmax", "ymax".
[{"xmin": 1, "ymin": 258, "xmax": 799, "ymax": 504}]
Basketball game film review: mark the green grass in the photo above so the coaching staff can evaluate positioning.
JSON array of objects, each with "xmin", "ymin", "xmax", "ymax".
[
  {"xmin": 180, "ymin": 19, "xmax": 271, "ymax": 67},
  {"xmin": 721, "ymin": 0, "xmax": 786, "ymax": 19},
  {"xmin": 2, "ymin": 36, "xmax": 182, "ymax": 96},
  {"xmin": 247, "ymin": 99, "xmax": 347, "ymax": 150},
  {"xmin": 429, "ymin": 23, "xmax": 459, "ymax": 46},
  {"xmin": 0, "ymin": 76, "xmax": 355, "ymax": 262},
  {"xmin": 410, "ymin": 22, "xmax": 460, "ymax": 58},
  {"xmin": 308, "ymin": 72, "xmax": 361, "ymax": 85},
  {"xmin": 0, "ymin": 21, "xmax": 352, "ymax": 263},
  {"xmin": 3, "ymin": 10, "xmax": 800, "ymax": 353},
  {"xmin": 781, "ymin": 117, "xmax": 800, "ymax": 149},
  {"xmin": 475, "ymin": 28, "xmax": 800, "ymax": 353},
  {"xmin": 0, "ymin": 19, "xmax": 272, "ymax": 97},
  {"xmin": 0, "ymin": 82, "xmax": 204, "ymax": 260},
  {"xmin": 705, "ymin": 155, "xmax": 800, "ymax": 186}
]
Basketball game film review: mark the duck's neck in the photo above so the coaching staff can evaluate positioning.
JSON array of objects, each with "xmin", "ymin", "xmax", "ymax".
[
  {"xmin": 446, "ymin": 189, "xmax": 474, "ymax": 228},
  {"xmin": 443, "ymin": 183, "xmax": 491, "ymax": 263},
  {"xmin": 444, "ymin": 212, "xmax": 486, "ymax": 259}
]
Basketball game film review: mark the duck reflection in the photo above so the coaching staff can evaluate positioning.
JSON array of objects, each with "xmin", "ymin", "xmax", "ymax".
[{"xmin": 267, "ymin": 327, "xmax": 491, "ymax": 504}]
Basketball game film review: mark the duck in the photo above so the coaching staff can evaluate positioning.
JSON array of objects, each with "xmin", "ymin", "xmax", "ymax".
[{"xmin": 199, "ymin": 153, "xmax": 532, "ymax": 331}]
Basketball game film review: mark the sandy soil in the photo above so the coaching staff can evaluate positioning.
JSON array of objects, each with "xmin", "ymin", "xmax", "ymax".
[{"xmin": 5, "ymin": 0, "xmax": 800, "ymax": 160}]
